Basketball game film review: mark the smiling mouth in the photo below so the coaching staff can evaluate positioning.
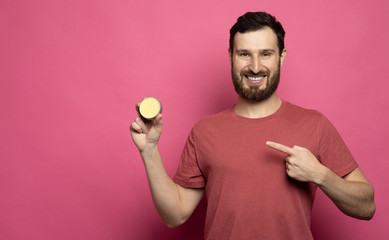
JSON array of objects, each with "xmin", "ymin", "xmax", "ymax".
[
  {"xmin": 246, "ymin": 76, "xmax": 265, "ymax": 81},
  {"xmin": 244, "ymin": 74, "xmax": 267, "ymax": 85}
]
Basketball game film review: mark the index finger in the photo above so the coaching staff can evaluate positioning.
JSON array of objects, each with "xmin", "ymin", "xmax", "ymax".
[
  {"xmin": 266, "ymin": 141, "xmax": 295, "ymax": 155},
  {"xmin": 135, "ymin": 102, "xmax": 149, "ymax": 122},
  {"xmin": 135, "ymin": 102, "xmax": 141, "ymax": 115}
]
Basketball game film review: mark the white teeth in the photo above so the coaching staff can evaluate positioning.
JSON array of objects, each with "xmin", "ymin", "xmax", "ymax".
[{"xmin": 247, "ymin": 76, "xmax": 265, "ymax": 81}]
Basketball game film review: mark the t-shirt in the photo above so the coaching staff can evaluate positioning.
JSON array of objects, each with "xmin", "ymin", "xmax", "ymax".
[{"xmin": 173, "ymin": 101, "xmax": 358, "ymax": 240}]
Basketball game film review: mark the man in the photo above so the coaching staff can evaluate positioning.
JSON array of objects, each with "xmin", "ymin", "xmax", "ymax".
[{"xmin": 130, "ymin": 12, "xmax": 375, "ymax": 239}]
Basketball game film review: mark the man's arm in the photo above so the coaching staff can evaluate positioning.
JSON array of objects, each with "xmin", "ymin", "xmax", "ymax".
[
  {"xmin": 266, "ymin": 141, "xmax": 375, "ymax": 220},
  {"xmin": 130, "ymin": 103, "xmax": 204, "ymax": 227},
  {"xmin": 317, "ymin": 167, "xmax": 375, "ymax": 220}
]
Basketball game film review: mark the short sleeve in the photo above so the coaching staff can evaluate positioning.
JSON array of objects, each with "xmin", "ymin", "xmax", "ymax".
[
  {"xmin": 318, "ymin": 115, "xmax": 358, "ymax": 177},
  {"xmin": 173, "ymin": 129, "xmax": 206, "ymax": 188}
]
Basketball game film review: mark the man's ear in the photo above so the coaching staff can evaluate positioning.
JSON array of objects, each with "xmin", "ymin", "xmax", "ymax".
[
  {"xmin": 280, "ymin": 48, "xmax": 287, "ymax": 67},
  {"xmin": 228, "ymin": 49, "xmax": 232, "ymax": 64}
]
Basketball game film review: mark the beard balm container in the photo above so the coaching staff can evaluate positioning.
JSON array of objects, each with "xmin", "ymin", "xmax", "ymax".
[{"xmin": 139, "ymin": 97, "xmax": 162, "ymax": 120}]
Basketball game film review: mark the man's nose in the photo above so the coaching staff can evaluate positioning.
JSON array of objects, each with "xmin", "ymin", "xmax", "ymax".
[{"xmin": 248, "ymin": 57, "xmax": 261, "ymax": 74}]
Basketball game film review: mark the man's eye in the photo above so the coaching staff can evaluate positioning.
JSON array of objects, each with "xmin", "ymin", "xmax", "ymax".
[
  {"xmin": 262, "ymin": 52, "xmax": 271, "ymax": 57},
  {"xmin": 239, "ymin": 53, "xmax": 249, "ymax": 57}
]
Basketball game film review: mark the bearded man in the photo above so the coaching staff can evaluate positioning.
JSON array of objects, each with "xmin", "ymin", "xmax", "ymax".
[{"xmin": 130, "ymin": 11, "xmax": 375, "ymax": 240}]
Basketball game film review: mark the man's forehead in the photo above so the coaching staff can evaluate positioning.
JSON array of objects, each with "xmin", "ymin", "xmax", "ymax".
[{"xmin": 233, "ymin": 27, "xmax": 278, "ymax": 51}]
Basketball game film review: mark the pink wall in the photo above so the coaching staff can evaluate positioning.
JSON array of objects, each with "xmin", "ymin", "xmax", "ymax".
[{"xmin": 1, "ymin": 0, "xmax": 388, "ymax": 239}]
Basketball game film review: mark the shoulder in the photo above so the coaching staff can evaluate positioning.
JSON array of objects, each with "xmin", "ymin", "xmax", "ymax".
[
  {"xmin": 279, "ymin": 101, "xmax": 337, "ymax": 134},
  {"xmin": 283, "ymin": 101, "xmax": 321, "ymax": 116},
  {"xmin": 191, "ymin": 107, "xmax": 235, "ymax": 132},
  {"xmin": 282, "ymin": 101, "xmax": 327, "ymax": 122}
]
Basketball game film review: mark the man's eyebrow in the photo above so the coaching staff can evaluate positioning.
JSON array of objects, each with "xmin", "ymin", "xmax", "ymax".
[
  {"xmin": 261, "ymin": 49, "xmax": 276, "ymax": 52},
  {"xmin": 235, "ymin": 49, "xmax": 276, "ymax": 53},
  {"xmin": 235, "ymin": 49, "xmax": 249, "ymax": 53}
]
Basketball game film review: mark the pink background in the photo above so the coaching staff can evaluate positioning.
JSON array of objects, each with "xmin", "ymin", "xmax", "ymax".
[{"xmin": 1, "ymin": 0, "xmax": 388, "ymax": 239}]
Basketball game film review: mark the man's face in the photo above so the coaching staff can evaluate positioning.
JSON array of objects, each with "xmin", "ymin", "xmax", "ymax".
[{"xmin": 229, "ymin": 27, "xmax": 286, "ymax": 101}]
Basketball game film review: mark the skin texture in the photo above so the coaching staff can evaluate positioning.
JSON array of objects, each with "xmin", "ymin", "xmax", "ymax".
[
  {"xmin": 229, "ymin": 28, "xmax": 286, "ymax": 118},
  {"xmin": 266, "ymin": 141, "xmax": 375, "ymax": 220},
  {"xmin": 230, "ymin": 28, "xmax": 285, "ymax": 103},
  {"xmin": 130, "ymin": 103, "xmax": 204, "ymax": 227},
  {"xmin": 130, "ymin": 27, "xmax": 375, "ymax": 228}
]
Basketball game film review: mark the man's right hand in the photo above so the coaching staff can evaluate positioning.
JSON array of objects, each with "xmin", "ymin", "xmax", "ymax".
[
  {"xmin": 129, "ymin": 102, "xmax": 204, "ymax": 228},
  {"xmin": 130, "ymin": 103, "xmax": 163, "ymax": 153}
]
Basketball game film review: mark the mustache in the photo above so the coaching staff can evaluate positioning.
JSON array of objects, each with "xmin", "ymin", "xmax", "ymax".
[{"xmin": 240, "ymin": 69, "xmax": 270, "ymax": 77}]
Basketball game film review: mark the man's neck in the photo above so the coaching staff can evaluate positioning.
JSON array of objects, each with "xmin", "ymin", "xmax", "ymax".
[{"xmin": 234, "ymin": 93, "xmax": 282, "ymax": 119}]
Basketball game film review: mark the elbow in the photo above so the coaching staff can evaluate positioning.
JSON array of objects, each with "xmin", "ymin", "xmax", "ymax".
[
  {"xmin": 362, "ymin": 202, "xmax": 376, "ymax": 221},
  {"xmin": 357, "ymin": 184, "xmax": 376, "ymax": 220},
  {"xmin": 363, "ymin": 188, "xmax": 376, "ymax": 220},
  {"xmin": 165, "ymin": 217, "xmax": 187, "ymax": 228},
  {"xmin": 340, "ymin": 195, "xmax": 376, "ymax": 220},
  {"xmin": 166, "ymin": 222, "xmax": 182, "ymax": 228},
  {"xmin": 350, "ymin": 200, "xmax": 376, "ymax": 221},
  {"xmin": 162, "ymin": 212, "xmax": 189, "ymax": 228},
  {"xmin": 342, "ymin": 203, "xmax": 376, "ymax": 221}
]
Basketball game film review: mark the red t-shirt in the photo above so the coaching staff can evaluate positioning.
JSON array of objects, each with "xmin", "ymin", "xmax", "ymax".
[{"xmin": 173, "ymin": 101, "xmax": 358, "ymax": 240}]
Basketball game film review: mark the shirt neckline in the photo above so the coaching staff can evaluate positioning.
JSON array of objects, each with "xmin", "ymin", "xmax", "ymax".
[{"xmin": 228, "ymin": 100, "xmax": 288, "ymax": 122}]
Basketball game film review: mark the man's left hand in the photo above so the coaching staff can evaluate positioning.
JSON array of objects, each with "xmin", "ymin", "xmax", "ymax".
[{"xmin": 266, "ymin": 141, "xmax": 326, "ymax": 184}]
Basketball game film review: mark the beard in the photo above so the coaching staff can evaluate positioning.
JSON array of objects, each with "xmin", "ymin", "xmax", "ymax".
[{"xmin": 231, "ymin": 61, "xmax": 281, "ymax": 102}]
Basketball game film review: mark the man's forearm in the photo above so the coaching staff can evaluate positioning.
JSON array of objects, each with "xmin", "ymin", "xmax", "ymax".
[
  {"xmin": 315, "ymin": 167, "xmax": 375, "ymax": 220},
  {"xmin": 140, "ymin": 146, "xmax": 187, "ymax": 227},
  {"xmin": 130, "ymin": 111, "xmax": 203, "ymax": 227}
]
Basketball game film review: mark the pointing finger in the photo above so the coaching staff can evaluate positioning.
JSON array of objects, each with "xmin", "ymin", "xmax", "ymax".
[
  {"xmin": 293, "ymin": 145, "xmax": 306, "ymax": 151},
  {"xmin": 266, "ymin": 141, "xmax": 295, "ymax": 155}
]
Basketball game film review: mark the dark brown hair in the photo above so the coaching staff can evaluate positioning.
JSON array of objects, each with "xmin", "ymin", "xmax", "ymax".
[{"xmin": 229, "ymin": 12, "xmax": 286, "ymax": 55}]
